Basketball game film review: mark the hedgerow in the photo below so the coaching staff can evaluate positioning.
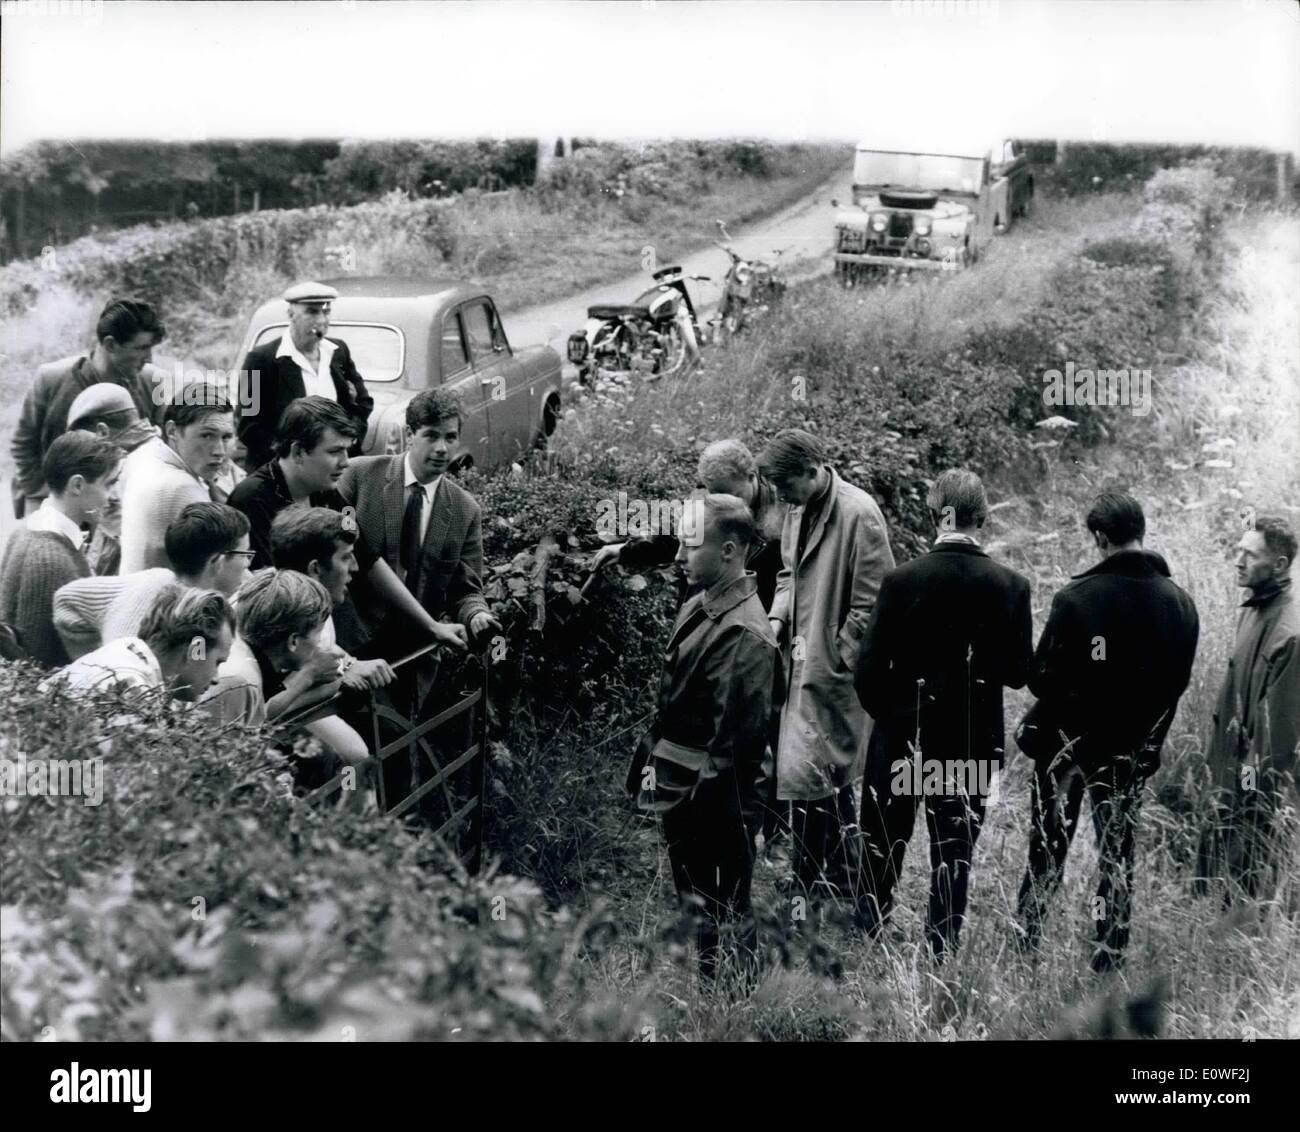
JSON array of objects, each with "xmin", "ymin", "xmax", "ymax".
[{"xmin": 0, "ymin": 662, "xmax": 638, "ymax": 1041}]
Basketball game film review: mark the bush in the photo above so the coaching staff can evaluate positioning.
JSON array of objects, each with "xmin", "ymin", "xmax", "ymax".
[{"xmin": 0, "ymin": 664, "xmax": 630, "ymax": 1041}]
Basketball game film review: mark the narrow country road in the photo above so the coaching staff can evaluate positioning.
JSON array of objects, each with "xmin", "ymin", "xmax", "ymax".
[{"xmin": 500, "ymin": 164, "xmax": 852, "ymax": 356}]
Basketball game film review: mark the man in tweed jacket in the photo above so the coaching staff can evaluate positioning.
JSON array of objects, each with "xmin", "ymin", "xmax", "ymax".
[{"xmin": 337, "ymin": 388, "xmax": 499, "ymax": 650}]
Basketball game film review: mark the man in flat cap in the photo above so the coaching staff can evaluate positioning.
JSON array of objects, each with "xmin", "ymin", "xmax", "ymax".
[{"xmin": 235, "ymin": 282, "xmax": 373, "ymax": 471}]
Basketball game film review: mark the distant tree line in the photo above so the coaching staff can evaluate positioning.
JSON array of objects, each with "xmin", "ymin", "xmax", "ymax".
[{"xmin": 0, "ymin": 139, "xmax": 539, "ymax": 262}]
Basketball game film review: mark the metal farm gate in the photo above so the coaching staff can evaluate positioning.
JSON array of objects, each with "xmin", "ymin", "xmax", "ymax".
[{"xmin": 285, "ymin": 642, "xmax": 489, "ymax": 872}]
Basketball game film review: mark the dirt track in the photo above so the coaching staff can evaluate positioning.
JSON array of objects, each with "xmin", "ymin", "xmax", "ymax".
[{"xmin": 501, "ymin": 164, "xmax": 852, "ymax": 357}]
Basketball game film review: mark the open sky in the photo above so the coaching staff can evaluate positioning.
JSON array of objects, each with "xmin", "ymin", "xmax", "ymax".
[{"xmin": 1, "ymin": 0, "xmax": 1297, "ymax": 154}]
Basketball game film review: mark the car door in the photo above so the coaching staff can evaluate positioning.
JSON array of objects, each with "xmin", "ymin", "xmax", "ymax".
[
  {"xmin": 461, "ymin": 297, "xmax": 532, "ymax": 464},
  {"xmin": 438, "ymin": 306, "xmax": 492, "ymax": 470}
]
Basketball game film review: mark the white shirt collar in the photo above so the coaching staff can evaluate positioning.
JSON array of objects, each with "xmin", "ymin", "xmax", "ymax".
[
  {"xmin": 276, "ymin": 329, "xmax": 337, "ymax": 365},
  {"xmin": 934, "ymin": 531, "xmax": 981, "ymax": 547},
  {"xmin": 402, "ymin": 453, "xmax": 441, "ymax": 499},
  {"xmin": 28, "ymin": 497, "xmax": 87, "ymax": 550}
]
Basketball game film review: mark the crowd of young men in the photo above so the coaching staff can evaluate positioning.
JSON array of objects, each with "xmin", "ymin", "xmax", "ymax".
[{"xmin": 2, "ymin": 289, "xmax": 1296, "ymax": 986}]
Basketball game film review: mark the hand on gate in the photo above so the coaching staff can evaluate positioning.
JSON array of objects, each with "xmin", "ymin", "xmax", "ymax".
[
  {"xmin": 469, "ymin": 611, "xmax": 501, "ymax": 643},
  {"xmin": 430, "ymin": 620, "xmax": 469, "ymax": 651},
  {"xmin": 341, "ymin": 657, "xmax": 396, "ymax": 692}
]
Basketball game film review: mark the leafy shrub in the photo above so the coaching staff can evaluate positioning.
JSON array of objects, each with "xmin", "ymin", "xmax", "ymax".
[{"xmin": 0, "ymin": 664, "xmax": 630, "ymax": 1041}]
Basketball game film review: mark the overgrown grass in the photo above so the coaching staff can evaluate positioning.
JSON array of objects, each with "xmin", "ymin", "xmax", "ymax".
[{"xmin": 537, "ymin": 179, "xmax": 1300, "ymax": 1040}]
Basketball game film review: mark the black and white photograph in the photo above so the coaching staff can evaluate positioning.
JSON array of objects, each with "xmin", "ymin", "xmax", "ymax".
[{"xmin": 0, "ymin": 0, "xmax": 1297, "ymax": 1091}]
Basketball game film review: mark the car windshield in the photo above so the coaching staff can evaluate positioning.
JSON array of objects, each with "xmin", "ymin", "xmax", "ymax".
[
  {"xmin": 253, "ymin": 322, "xmax": 404, "ymax": 382},
  {"xmin": 854, "ymin": 151, "xmax": 984, "ymax": 195}
]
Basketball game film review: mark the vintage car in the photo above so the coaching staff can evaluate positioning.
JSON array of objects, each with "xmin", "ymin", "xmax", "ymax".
[
  {"xmin": 832, "ymin": 137, "xmax": 1033, "ymax": 278},
  {"xmin": 233, "ymin": 278, "xmax": 564, "ymax": 472}
]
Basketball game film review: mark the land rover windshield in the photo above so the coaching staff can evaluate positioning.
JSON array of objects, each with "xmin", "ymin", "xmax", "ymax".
[{"xmin": 853, "ymin": 150, "xmax": 984, "ymax": 195}]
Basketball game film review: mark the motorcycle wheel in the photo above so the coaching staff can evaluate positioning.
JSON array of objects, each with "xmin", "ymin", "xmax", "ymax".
[{"xmin": 652, "ymin": 321, "xmax": 688, "ymax": 380}]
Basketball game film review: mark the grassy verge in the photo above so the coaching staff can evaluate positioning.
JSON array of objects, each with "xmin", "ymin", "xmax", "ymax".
[{"xmin": 505, "ymin": 171, "xmax": 1299, "ymax": 1039}]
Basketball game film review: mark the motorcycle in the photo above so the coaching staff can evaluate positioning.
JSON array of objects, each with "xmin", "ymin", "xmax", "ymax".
[
  {"xmin": 567, "ymin": 264, "xmax": 710, "ymax": 387},
  {"xmin": 712, "ymin": 220, "xmax": 789, "ymax": 343}
]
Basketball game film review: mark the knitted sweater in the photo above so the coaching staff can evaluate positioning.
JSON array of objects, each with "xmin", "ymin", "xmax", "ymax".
[
  {"xmin": 53, "ymin": 567, "xmax": 175, "ymax": 659},
  {"xmin": 119, "ymin": 438, "xmax": 214, "ymax": 573},
  {"xmin": 0, "ymin": 527, "xmax": 90, "ymax": 667}
]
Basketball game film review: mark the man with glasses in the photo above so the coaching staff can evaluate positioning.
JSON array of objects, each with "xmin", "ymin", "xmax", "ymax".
[{"xmin": 53, "ymin": 502, "xmax": 253, "ymax": 659}]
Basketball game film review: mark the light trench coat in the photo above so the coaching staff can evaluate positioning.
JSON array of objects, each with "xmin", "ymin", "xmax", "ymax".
[{"xmin": 769, "ymin": 468, "xmax": 895, "ymax": 800}]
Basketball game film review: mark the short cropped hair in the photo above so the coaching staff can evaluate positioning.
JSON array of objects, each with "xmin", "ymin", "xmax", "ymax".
[
  {"xmin": 697, "ymin": 439, "xmax": 757, "ymax": 488},
  {"xmin": 96, "ymin": 298, "xmax": 165, "ymax": 347},
  {"xmin": 1254, "ymin": 515, "xmax": 1297, "ymax": 565},
  {"xmin": 164, "ymin": 503, "xmax": 250, "ymax": 577},
  {"xmin": 137, "ymin": 584, "xmax": 234, "ymax": 655},
  {"xmin": 694, "ymin": 492, "xmax": 756, "ymax": 551},
  {"xmin": 269, "ymin": 506, "xmax": 358, "ymax": 574},
  {"xmin": 758, "ymin": 428, "xmax": 825, "ymax": 480},
  {"xmin": 272, "ymin": 396, "xmax": 360, "ymax": 459},
  {"xmin": 928, "ymin": 469, "xmax": 989, "ymax": 529},
  {"xmin": 1086, "ymin": 491, "xmax": 1146, "ymax": 546},
  {"xmin": 42, "ymin": 432, "xmax": 122, "ymax": 494},
  {"xmin": 406, "ymin": 387, "xmax": 462, "ymax": 432},
  {"xmin": 163, "ymin": 383, "xmax": 234, "ymax": 431},
  {"xmin": 234, "ymin": 568, "xmax": 333, "ymax": 654}
]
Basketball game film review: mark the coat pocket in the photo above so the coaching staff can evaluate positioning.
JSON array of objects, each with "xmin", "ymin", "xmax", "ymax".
[{"xmin": 834, "ymin": 618, "xmax": 863, "ymax": 673}]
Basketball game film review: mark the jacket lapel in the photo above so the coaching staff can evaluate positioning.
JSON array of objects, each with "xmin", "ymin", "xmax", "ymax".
[
  {"xmin": 382, "ymin": 457, "xmax": 405, "ymax": 560},
  {"xmin": 277, "ymin": 353, "xmax": 307, "ymax": 403},
  {"xmin": 798, "ymin": 468, "xmax": 837, "ymax": 567}
]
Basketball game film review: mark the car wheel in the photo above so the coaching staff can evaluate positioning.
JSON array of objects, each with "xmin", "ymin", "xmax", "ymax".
[{"xmin": 533, "ymin": 394, "xmax": 561, "ymax": 451}]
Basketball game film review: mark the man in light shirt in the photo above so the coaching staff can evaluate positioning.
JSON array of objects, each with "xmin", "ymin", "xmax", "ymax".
[
  {"xmin": 118, "ymin": 383, "xmax": 235, "ymax": 573},
  {"xmin": 46, "ymin": 584, "xmax": 234, "ymax": 703},
  {"xmin": 235, "ymin": 281, "xmax": 373, "ymax": 471}
]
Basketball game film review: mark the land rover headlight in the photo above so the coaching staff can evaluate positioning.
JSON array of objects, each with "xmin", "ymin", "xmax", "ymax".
[
  {"xmin": 870, "ymin": 213, "xmax": 888, "ymax": 233},
  {"xmin": 914, "ymin": 217, "xmax": 932, "ymax": 236}
]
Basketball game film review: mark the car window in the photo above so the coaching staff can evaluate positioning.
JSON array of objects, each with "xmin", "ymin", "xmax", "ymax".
[
  {"xmin": 252, "ymin": 322, "xmax": 404, "ymax": 382},
  {"xmin": 461, "ymin": 301, "xmax": 499, "ymax": 360},
  {"xmin": 441, "ymin": 312, "xmax": 470, "ymax": 378}
]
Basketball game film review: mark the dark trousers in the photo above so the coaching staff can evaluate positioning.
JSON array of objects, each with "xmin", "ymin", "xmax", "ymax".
[
  {"xmin": 660, "ymin": 770, "xmax": 758, "ymax": 984},
  {"xmin": 789, "ymin": 783, "xmax": 861, "ymax": 897},
  {"xmin": 858, "ymin": 745, "xmax": 988, "ymax": 959},
  {"xmin": 1195, "ymin": 786, "xmax": 1289, "ymax": 901},
  {"xmin": 1016, "ymin": 753, "xmax": 1146, "ymax": 972}
]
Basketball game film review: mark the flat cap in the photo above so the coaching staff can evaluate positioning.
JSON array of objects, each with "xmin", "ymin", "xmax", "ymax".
[
  {"xmin": 283, "ymin": 281, "xmax": 339, "ymax": 304},
  {"xmin": 67, "ymin": 382, "xmax": 137, "ymax": 427}
]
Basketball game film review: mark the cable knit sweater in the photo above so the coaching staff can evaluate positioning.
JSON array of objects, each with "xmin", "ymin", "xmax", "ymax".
[
  {"xmin": 53, "ymin": 567, "xmax": 175, "ymax": 659},
  {"xmin": 0, "ymin": 528, "xmax": 90, "ymax": 667}
]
